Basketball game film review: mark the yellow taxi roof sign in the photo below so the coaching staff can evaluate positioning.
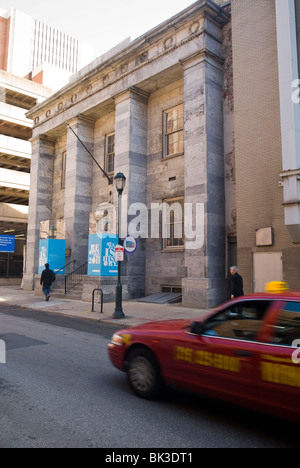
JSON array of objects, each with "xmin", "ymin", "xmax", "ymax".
[{"xmin": 265, "ymin": 281, "xmax": 289, "ymax": 293}]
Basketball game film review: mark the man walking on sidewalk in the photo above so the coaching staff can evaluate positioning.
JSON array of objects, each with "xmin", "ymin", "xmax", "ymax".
[
  {"xmin": 40, "ymin": 263, "xmax": 55, "ymax": 301},
  {"xmin": 229, "ymin": 266, "xmax": 244, "ymax": 300}
]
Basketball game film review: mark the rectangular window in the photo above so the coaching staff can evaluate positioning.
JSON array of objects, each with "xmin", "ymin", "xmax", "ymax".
[
  {"xmin": 163, "ymin": 105, "xmax": 184, "ymax": 158},
  {"xmin": 105, "ymin": 133, "xmax": 115, "ymax": 175},
  {"xmin": 162, "ymin": 197, "xmax": 184, "ymax": 250},
  {"xmin": 61, "ymin": 151, "xmax": 67, "ymax": 189}
]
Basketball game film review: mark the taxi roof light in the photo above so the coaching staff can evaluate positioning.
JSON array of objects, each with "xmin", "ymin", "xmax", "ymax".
[{"xmin": 265, "ymin": 281, "xmax": 289, "ymax": 294}]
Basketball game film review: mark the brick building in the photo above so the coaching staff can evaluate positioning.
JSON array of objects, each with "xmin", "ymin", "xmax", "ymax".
[
  {"xmin": 23, "ymin": 0, "xmax": 300, "ymax": 308},
  {"xmin": 232, "ymin": 0, "xmax": 300, "ymax": 294}
]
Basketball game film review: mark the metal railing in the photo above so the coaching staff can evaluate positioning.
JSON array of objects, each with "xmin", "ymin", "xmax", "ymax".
[
  {"xmin": 56, "ymin": 259, "xmax": 76, "ymax": 275},
  {"xmin": 65, "ymin": 261, "xmax": 88, "ymax": 294}
]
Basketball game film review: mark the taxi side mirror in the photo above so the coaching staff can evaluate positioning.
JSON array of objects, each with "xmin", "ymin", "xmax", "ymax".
[{"xmin": 190, "ymin": 322, "xmax": 205, "ymax": 335}]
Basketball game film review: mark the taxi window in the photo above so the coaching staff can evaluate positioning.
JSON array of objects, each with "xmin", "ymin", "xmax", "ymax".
[
  {"xmin": 270, "ymin": 301, "xmax": 300, "ymax": 347},
  {"xmin": 203, "ymin": 300, "xmax": 271, "ymax": 342}
]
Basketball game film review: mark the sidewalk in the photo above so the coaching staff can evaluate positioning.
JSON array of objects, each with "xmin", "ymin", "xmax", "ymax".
[{"xmin": 0, "ymin": 286, "xmax": 210, "ymax": 328}]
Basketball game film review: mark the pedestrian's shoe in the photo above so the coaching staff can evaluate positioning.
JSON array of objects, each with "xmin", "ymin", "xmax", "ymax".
[{"xmin": 46, "ymin": 295, "xmax": 50, "ymax": 302}]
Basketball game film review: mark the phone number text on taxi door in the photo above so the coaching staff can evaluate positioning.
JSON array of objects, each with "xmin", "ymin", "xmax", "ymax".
[{"xmin": 174, "ymin": 346, "xmax": 241, "ymax": 373}]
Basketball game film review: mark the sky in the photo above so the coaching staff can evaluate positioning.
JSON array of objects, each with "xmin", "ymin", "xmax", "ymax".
[{"xmin": 0, "ymin": 0, "xmax": 197, "ymax": 55}]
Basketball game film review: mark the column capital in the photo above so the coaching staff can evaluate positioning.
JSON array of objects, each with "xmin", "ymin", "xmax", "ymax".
[
  {"xmin": 66, "ymin": 114, "xmax": 96, "ymax": 129},
  {"xmin": 180, "ymin": 49, "xmax": 224, "ymax": 72},
  {"xmin": 113, "ymin": 86, "xmax": 149, "ymax": 105},
  {"xmin": 29, "ymin": 134, "xmax": 56, "ymax": 144}
]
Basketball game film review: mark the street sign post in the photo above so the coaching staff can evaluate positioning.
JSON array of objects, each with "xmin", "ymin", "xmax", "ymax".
[{"xmin": 115, "ymin": 245, "xmax": 124, "ymax": 262}]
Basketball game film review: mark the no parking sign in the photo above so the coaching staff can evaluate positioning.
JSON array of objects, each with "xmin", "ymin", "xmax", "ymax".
[{"xmin": 115, "ymin": 245, "xmax": 124, "ymax": 262}]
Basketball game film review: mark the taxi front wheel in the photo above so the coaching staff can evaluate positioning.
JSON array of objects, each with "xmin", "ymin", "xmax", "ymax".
[{"xmin": 127, "ymin": 348, "xmax": 162, "ymax": 399}]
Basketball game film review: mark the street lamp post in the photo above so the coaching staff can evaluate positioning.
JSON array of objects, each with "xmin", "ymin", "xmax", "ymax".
[{"xmin": 113, "ymin": 172, "xmax": 126, "ymax": 319}]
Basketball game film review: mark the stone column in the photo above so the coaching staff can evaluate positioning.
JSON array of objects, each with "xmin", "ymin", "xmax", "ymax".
[
  {"xmin": 65, "ymin": 116, "xmax": 94, "ymax": 265},
  {"xmin": 181, "ymin": 51, "xmax": 227, "ymax": 308},
  {"xmin": 22, "ymin": 136, "xmax": 55, "ymax": 290},
  {"xmin": 114, "ymin": 87, "xmax": 149, "ymax": 298}
]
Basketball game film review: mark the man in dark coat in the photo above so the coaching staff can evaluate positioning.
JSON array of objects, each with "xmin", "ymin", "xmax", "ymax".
[
  {"xmin": 230, "ymin": 266, "xmax": 244, "ymax": 300},
  {"xmin": 40, "ymin": 263, "xmax": 55, "ymax": 301}
]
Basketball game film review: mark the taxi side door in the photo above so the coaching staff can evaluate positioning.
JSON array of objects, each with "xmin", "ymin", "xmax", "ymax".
[
  {"xmin": 172, "ymin": 300, "xmax": 273, "ymax": 408},
  {"xmin": 256, "ymin": 300, "xmax": 300, "ymax": 422}
]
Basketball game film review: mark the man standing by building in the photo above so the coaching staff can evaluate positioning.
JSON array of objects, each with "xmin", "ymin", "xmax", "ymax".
[
  {"xmin": 40, "ymin": 263, "xmax": 55, "ymax": 301},
  {"xmin": 229, "ymin": 266, "xmax": 244, "ymax": 300}
]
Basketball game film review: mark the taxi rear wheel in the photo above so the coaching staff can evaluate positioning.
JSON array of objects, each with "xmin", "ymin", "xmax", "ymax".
[{"xmin": 127, "ymin": 348, "xmax": 161, "ymax": 399}]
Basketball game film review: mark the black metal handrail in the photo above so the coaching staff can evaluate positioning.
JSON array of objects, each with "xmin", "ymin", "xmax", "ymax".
[
  {"xmin": 65, "ymin": 261, "xmax": 88, "ymax": 294},
  {"xmin": 56, "ymin": 259, "xmax": 76, "ymax": 275}
]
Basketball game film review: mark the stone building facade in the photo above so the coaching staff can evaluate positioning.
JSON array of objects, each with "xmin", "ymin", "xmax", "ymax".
[
  {"xmin": 23, "ymin": 0, "xmax": 231, "ymax": 308},
  {"xmin": 22, "ymin": 0, "xmax": 300, "ymax": 308}
]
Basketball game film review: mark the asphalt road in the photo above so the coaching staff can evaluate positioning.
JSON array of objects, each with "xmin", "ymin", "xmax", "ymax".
[{"xmin": 0, "ymin": 305, "xmax": 298, "ymax": 449}]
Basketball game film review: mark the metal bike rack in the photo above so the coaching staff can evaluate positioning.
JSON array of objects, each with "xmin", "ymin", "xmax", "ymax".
[{"xmin": 92, "ymin": 288, "xmax": 104, "ymax": 314}]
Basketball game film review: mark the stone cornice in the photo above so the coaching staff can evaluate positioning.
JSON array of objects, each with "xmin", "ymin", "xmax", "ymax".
[{"xmin": 27, "ymin": 1, "xmax": 229, "ymax": 130}]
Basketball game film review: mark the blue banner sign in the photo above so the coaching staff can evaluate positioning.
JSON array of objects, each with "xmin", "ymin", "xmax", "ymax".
[
  {"xmin": 0, "ymin": 235, "xmax": 15, "ymax": 253},
  {"xmin": 88, "ymin": 234, "xmax": 118, "ymax": 277},
  {"xmin": 38, "ymin": 239, "xmax": 66, "ymax": 274}
]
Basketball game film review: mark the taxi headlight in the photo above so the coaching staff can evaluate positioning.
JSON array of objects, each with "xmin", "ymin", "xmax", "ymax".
[{"xmin": 111, "ymin": 333, "xmax": 125, "ymax": 346}]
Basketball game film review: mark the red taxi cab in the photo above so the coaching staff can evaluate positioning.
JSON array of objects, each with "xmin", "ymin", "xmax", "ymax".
[{"xmin": 108, "ymin": 286, "xmax": 300, "ymax": 423}]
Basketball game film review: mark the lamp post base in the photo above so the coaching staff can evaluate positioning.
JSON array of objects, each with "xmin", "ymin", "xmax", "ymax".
[
  {"xmin": 113, "ymin": 307, "xmax": 125, "ymax": 319},
  {"xmin": 113, "ymin": 283, "xmax": 125, "ymax": 319}
]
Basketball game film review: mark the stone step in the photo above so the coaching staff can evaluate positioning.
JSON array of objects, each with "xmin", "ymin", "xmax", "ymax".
[{"xmin": 51, "ymin": 281, "xmax": 83, "ymax": 300}]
